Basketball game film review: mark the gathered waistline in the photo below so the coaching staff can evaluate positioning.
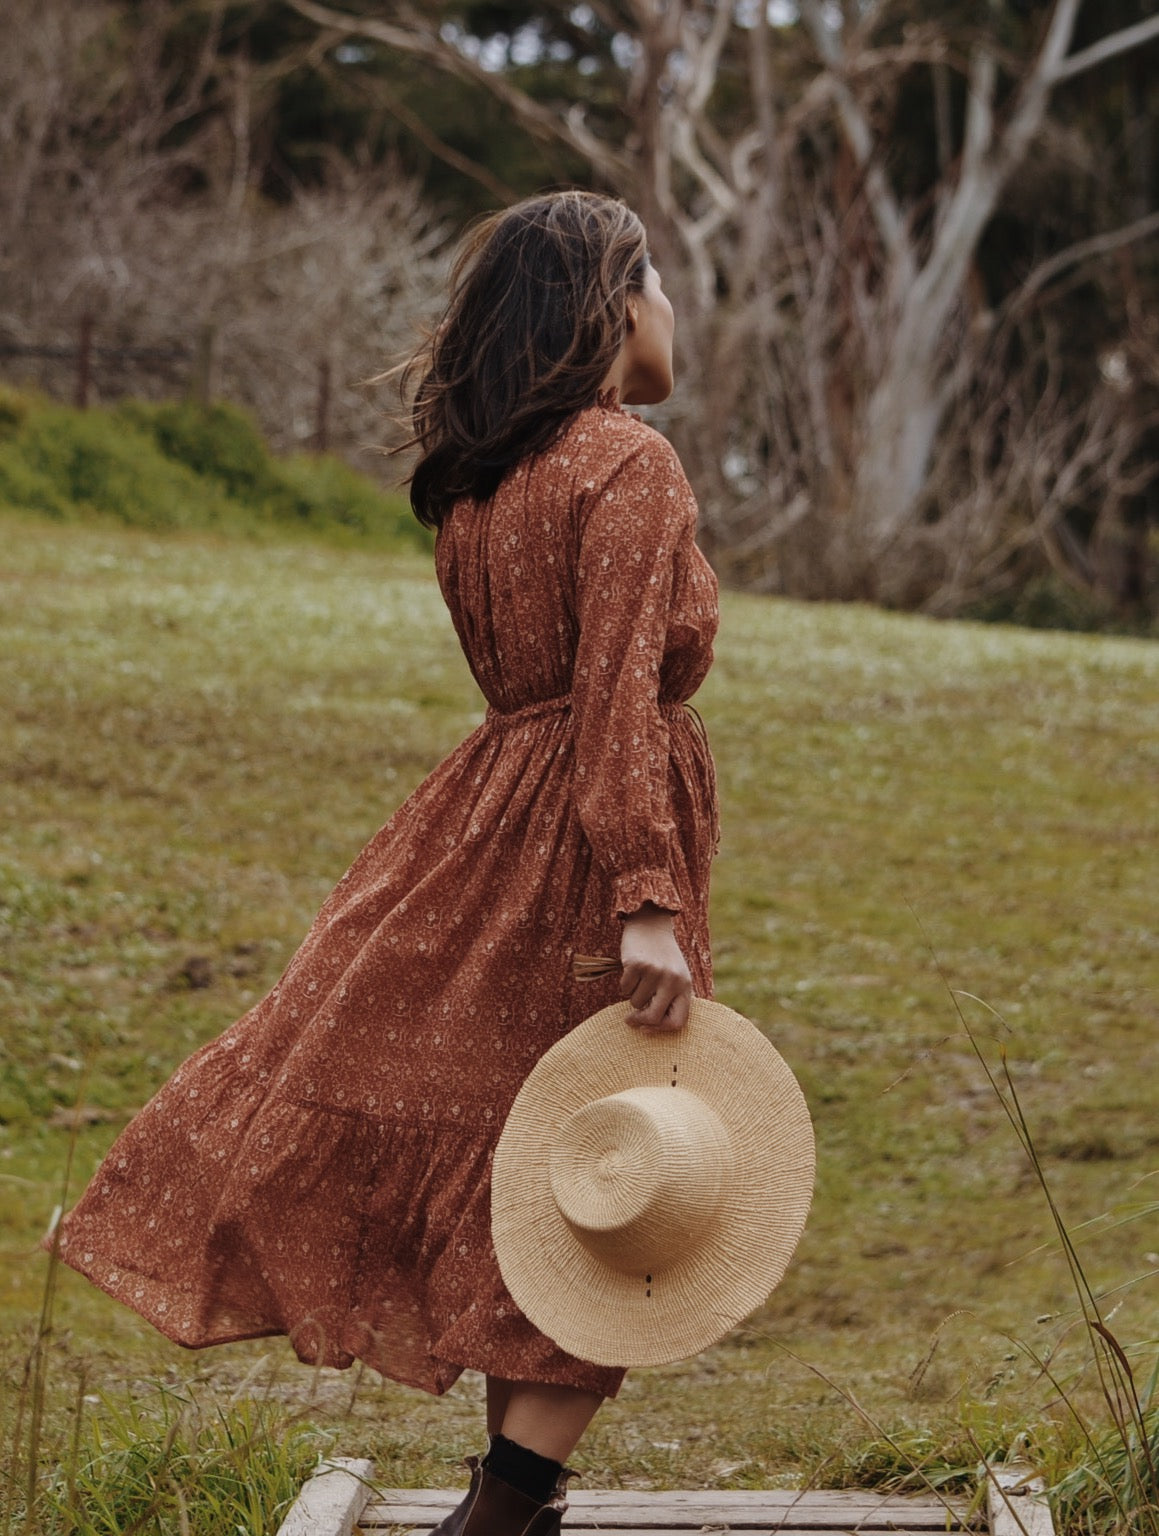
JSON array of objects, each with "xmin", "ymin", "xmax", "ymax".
[{"xmin": 484, "ymin": 691, "xmax": 702, "ymax": 733}]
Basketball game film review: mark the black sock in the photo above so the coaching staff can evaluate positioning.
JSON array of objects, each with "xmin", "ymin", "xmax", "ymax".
[{"xmin": 482, "ymin": 1432, "xmax": 564, "ymax": 1504}]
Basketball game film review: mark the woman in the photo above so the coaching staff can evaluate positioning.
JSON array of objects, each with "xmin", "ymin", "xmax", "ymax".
[{"xmin": 50, "ymin": 191, "xmax": 719, "ymax": 1536}]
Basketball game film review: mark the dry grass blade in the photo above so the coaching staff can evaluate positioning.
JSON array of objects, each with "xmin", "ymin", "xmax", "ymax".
[{"xmin": 915, "ymin": 921, "xmax": 1159, "ymax": 1536}]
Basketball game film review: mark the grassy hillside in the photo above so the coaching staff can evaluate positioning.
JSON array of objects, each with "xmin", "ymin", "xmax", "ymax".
[
  {"xmin": 1, "ymin": 515, "xmax": 1157, "ymax": 1526},
  {"xmin": 0, "ymin": 387, "xmax": 428, "ymax": 550}
]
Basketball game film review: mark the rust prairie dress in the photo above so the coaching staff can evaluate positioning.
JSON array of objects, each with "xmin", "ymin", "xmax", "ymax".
[{"xmin": 52, "ymin": 400, "xmax": 720, "ymax": 1398}]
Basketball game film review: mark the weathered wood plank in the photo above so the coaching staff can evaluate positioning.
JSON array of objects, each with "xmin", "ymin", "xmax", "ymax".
[
  {"xmin": 986, "ymin": 1466, "xmax": 1055, "ymax": 1536},
  {"xmin": 360, "ymin": 1486, "xmax": 972, "ymax": 1530},
  {"xmin": 277, "ymin": 1457, "xmax": 376, "ymax": 1536},
  {"xmin": 362, "ymin": 1528, "xmax": 958, "ymax": 1536},
  {"xmin": 363, "ymin": 1489, "xmax": 968, "ymax": 1514}
]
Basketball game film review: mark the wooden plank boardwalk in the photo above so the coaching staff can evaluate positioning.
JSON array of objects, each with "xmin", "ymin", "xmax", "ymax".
[
  {"xmin": 361, "ymin": 1485, "xmax": 974, "ymax": 1531},
  {"xmin": 276, "ymin": 1458, "xmax": 1055, "ymax": 1536}
]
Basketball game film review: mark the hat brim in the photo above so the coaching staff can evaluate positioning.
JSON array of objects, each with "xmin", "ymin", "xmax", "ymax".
[{"xmin": 492, "ymin": 997, "xmax": 815, "ymax": 1367}]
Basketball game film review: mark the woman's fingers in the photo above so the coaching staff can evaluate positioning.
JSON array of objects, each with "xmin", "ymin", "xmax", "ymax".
[
  {"xmin": 664, "ymin": 987, "xmax": 691, "ymax": 1030},
  {"xmin": 620, "ymin": 963, "xmax": 657, "ymax": 1010},
  {"xmin": 619, "ymin": 961, "xmax": 676, "ymax": 1014},
  {"xmin": 618, "ymin": 904, "xmax": 693, "ymax": 1033},
  {"xmin": 634, "ymin": 984, "xmax": 690, "ymax": 1034},
  {"xmin": 619, "ymin": 963, "xmax": 691, "ymax": 1032}
]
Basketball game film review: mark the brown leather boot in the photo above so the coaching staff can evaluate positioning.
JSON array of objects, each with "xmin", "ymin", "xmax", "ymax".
[{"xmin": 430, "ymin": 1456, "xmax": 576, "ymax": 1536}]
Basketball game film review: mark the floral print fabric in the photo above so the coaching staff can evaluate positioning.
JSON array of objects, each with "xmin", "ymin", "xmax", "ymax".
[{"xmin": 53, "ymin": 402, "xmax": 720, "ymax": 1398}]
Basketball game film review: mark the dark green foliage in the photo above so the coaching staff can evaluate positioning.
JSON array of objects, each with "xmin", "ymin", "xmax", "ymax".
[
  {"xmin": 125, "ymin": 401, "xmax": 279, "ymax": 502},
  {"xmin": 0, "ymin": 389, "xmax": 29, "ymax": 436},
  {"xmin": 963, "ymin": 574, "xmax": 1156, "ymax": 636},
  {"xmin": 0, "ymin": 395, "xmax": 233, "ymax": 530},
  {"xmin": 0, "ymin": 391, "xmax": 431, "ymax": 550},
  {"xmin": 101, "ymin": 0, "xmax": 614, "ymax": 214}
]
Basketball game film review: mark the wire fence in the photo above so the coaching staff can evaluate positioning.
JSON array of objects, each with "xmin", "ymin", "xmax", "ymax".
[{"xmin": 0, "ymin": 317, "xmax": 338, "ymax": 450}]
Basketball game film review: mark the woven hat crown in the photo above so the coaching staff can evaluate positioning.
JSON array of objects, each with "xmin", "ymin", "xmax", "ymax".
[{"xmin": 550, "ymin": 1085, "xmax": 733, "ymax": 1274}]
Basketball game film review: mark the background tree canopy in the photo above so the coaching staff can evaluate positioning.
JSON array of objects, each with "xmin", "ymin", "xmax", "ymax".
[{"xmin": 2, "ymin": 0, "xmax": 1156, "ymax": 623}]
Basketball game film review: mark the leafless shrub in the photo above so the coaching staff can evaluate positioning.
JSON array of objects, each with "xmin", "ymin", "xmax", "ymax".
[
  {"xmin": 915, "ymin": 318, "xmax": 1158, "ymax": 616},
  {"xmin": 287, "ymin": 0, "xmax": 1159, "ymax": 612},
  {"xmin": 0, "ymin": 0, "xmax": 448, "ymax": 459}
]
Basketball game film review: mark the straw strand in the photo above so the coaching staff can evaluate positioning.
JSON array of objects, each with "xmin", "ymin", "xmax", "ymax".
[{"xmin": 573, "ymin": 954, "xmax": 620, "ymax": 982}]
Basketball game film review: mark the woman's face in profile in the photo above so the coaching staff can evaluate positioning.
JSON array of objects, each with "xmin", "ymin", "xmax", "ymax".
[{"xmin": 621, "ymin": 263, "xmax": 676, "ymax": 406}]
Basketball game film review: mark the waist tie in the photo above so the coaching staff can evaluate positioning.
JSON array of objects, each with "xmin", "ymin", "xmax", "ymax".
[
  {"xmin": 485, "ymin": 692, "xmax": 698, "ymax": 728},
  {"xmin": 485, "ymin": 693, "xmax": 572, "ymax": 726}
]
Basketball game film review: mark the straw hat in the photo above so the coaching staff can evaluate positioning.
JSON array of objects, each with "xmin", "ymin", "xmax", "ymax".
[{"xmin": 491, "ymin": 997, "xmax": 815, "ymax": 1367}]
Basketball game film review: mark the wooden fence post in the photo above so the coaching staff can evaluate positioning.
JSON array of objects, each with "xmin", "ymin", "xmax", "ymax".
[
  {"xmin": 314, "ymin": 357, "xmax": 332, "ymax": 453},
  {"xmin": 75, "ymin": 316, "xmax": 94, "ymax": 408},
  {"xmin": 188, "ymin": 323, "xmax": 217, "ymax": 407}
]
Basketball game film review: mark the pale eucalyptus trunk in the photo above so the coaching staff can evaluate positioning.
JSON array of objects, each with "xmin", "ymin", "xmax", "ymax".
[{"xmin": 281, "ymin": 0, "xmax": 1159, "ymax": 608}]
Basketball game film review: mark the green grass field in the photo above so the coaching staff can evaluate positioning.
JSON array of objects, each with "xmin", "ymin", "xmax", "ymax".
[{"xmin": 2, "ymin": 509, "xmax": 1157, "ymax": 1525}]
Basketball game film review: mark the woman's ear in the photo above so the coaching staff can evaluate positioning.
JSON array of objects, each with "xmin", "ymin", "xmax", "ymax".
[{"xmin": 625, "ymin": 298, "xmax": 639, "ymax": 333}]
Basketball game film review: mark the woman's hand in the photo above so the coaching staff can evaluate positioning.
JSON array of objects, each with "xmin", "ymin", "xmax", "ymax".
[{"xmin": 619, "ymin": 903, "xmax": 693, "ymax": 1033}]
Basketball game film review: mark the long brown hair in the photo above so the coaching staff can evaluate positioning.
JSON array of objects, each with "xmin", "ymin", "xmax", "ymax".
[{"xmin": 401, "ymin": 191, "xmax": 649, "ymax": 528}]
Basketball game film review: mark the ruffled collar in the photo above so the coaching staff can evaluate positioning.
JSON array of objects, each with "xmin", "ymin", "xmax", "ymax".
[{"xmin": 595, "ymin": 386, "xmax": 641, "ymax": 421}]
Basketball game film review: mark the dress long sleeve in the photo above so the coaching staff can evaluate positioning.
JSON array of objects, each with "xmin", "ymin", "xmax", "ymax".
[{"xmin": 571, "ymin": 432, "xmax": 698, "ymax": 919}]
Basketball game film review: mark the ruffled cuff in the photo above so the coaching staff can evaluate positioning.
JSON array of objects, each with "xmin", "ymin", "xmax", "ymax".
[{"xmin": 613, "ymin": 869, "xmax": 683, "ymax": 921}]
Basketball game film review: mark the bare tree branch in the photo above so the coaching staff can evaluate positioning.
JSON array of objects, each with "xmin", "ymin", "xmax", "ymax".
[
  {"xmin": 910, "ymin": 46, "xmax": 999, "ymax": 319},
  {"xmin": 671, "ymin": 113, "xmax": 736, "ymax": 217},
  {"xmin": 361, "ymin": 76, "xmax": 521, "ymax": 205},
  {"xmin": 960, "ymin": 47, "xmax": 997, "ymax": 178},
  {"xmin": 932, "ymin": 59, "xmax": 953, "ymax": 181},
  {"xmin": 1051, "ymin": 13, "xmax": 1159, "ymax": 84},
  {"xmin": 284, "ymin": 0, "xmax": 632, "ymax": 183},
  {"xmin": 682, "ymin": 0, "xmax": 732, "ymax": 118},
  {"xmin": 991, "ymin": 0, "xmax": 1082, "ymax": 182},
  {"xmin": 798, "ymin": 0, "xmax": 915, "ymax": 284},
  {"xmin": 1002, "ymin": 209, "xmax": 1159, "ymax": 318}
]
